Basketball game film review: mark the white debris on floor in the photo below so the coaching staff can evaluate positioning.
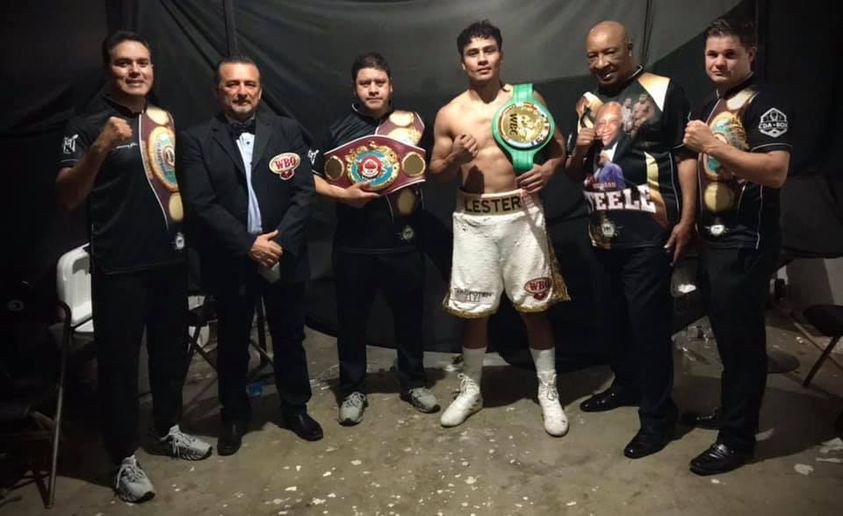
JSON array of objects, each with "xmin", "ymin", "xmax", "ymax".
[
  {"xmin": 819, "ymin": 437, "xmax": 843, "ymax": 454},
  {"xmin": 794, "ymin": 464, "xmax": 814, "ymax": 475}
]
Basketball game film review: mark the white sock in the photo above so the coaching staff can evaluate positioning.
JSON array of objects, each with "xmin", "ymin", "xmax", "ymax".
[
  {"xmin": 462, "ymin": 346, "xmax": 486, "ymax": 385},
  {"xmin": 530, "ymin": 347, "xmax": 556, "ymax": 382}
]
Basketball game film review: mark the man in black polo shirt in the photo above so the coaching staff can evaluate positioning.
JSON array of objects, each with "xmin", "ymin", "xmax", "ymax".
[
  {"xmin": 566, "ymin": 20, "xmax": 697, "ymax": 458},
  {"xmin": 310, "ymin": 52, "xmax": 439, "ymax": 425},
  {"xmin": 56, "ymin": 31, "xmax": 210, "ymax": 503},
  {"xmin": 683, "ymin": 16, "xmax": 791, "ymax": 475}
]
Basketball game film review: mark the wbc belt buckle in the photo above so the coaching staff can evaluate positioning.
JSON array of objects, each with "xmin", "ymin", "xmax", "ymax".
[
  {"xmin": 492, "ymin": 83, "xmax": 555, "ymax": 173},
  {"xmin": 323, "ymin": 134, "xmax": 426, "ymax": 194}
]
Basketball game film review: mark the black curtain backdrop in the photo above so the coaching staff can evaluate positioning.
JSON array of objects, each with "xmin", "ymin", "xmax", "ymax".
[{"xmin": 3, "ymin": 0, "xmax": 842, "ymax": 364}]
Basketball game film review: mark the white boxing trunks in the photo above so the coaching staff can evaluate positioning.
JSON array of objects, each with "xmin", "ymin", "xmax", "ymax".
[{"xmin": 444, "ymin": 189, "xmax": 570, "ymax": 318}]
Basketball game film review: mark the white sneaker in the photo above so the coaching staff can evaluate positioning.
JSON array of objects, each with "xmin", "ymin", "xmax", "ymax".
[
  {"xmin": 338, "ymin": 392, "xmax": 368, "ymax": 426},
  {"xmin": 114, "ymin": 455, "xmax": 155, "ymax": 503},
  {"xmin": 440, "ymin": 374, "xmax": 482, "ymax": 427},
  {"xmin": 538, "ymin": 374, "xmax": 568, "ymax": 437},
  {"xmin": 157, "ymin": 425, "xmax": 213, "ymax": 460}
]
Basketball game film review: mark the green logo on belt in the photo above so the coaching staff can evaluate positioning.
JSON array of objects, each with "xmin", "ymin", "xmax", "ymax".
[{"xmin": 492, "ymin": 83, "xmax": 555, "ymax": 173}]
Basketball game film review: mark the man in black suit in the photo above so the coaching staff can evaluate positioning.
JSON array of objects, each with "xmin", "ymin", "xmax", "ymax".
[{"xmin": 178, "ymin": 56, "xmax": 322, "ymax": 455}]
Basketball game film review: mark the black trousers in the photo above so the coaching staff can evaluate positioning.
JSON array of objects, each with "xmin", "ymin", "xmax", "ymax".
[
  {"xmin": 215, "ymin": 273, "xmax": 312, "ymax": 422},
  {"xmin": 698, "ymin": 241, "xmax": 779, "ymax": 451},
  {"xmin": 334, "ymin": 250, "xmax": 427, "ymax": 397},
  {"xmin": 594, "ymin": 245, "xmax": 677, "ymax": 432},
  {"xmin": 91, "ymin": 263, "xmax": 188, "ymax": 464}
]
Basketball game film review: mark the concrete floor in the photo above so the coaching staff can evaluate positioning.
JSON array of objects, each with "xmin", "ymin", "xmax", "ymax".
[{"xmin": 2, "ymin": 309, "xmax": 842, "ymax": 515}]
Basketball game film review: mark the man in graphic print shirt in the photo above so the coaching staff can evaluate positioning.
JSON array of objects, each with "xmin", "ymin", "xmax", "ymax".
[{"xmin": 566, "ymin": 20, "xmax": 697, "ymax": 459}]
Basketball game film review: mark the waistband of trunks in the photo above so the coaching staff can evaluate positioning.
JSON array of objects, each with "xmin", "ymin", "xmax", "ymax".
[{"xmin": 456, "ymin": 188, "xmax": 536, "ymax": 215}]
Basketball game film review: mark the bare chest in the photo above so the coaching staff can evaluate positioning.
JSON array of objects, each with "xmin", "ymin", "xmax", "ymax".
[{"xmin": 450, "ymin": 103, "xmax": 504, "ymax": 150}]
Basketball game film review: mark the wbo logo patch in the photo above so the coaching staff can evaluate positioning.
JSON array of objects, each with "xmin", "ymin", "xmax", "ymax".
[
  {"xmin": 269, "ymin": 152, "xmax": 300, "ymax": 180},
  {"xmin": 524, "ymin": 277, "xmax": 551, "ymax": 301}
]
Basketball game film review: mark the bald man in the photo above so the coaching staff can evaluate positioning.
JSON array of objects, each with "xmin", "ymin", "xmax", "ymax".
[{"xmin": 566, "ymin": 20, "xmax": 697, "ymax": 459}]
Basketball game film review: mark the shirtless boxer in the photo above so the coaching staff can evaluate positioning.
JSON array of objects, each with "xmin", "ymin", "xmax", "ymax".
[{"xmin": 429, "ymin": 20, "xmax": 570, "ymax": 436}]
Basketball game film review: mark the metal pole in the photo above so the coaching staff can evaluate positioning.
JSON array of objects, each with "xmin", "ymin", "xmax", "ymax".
[
  {"xmin": 755, "ymin": 0, "xmax": 767, "ymax": 81},
  {"xmin": 222, "ymin": 0, "xmax": 239, "ymax": 56},
  {"xmin": 640, "ymin": 0, "xmax": 654, "ymax": 67}
]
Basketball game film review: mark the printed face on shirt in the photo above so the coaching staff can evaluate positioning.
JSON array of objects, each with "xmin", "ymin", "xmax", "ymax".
[
  {"xmin": 586, "ymin": 24, "xmax": 635, "ymax": 88},
  {"xmin": 595, "ymin": 102, "xmax": 623, "ymax": 146},
  {"xmin": 108, "ymin": 40, "xmax": 154, "ymax": 100},
  {"xmin": 354, "ymin": 67, "xmax": 393, "ymax": 119},
  {"xmin": 704, "ymin": 35, "xmax": 755, "ymax": 93},
  {"xmin": 216, "ymin": 62, "xmax": 263, "ymax": 121},
  {"xmin": 460, "ymin": 37, "xmax": 503, "ymax": 84}
]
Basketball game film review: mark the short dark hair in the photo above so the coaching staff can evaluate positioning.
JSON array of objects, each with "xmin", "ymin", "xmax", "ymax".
[
  {"xmin": 351, "ymin": 52, "xmax": 392, "ymax": 82},
  {"xmin": 102, "ymin": 30, "xmax": 151, "ymax": 66},
  {"xmin": 704, "ymin": 16, "xmax": 756, "ymax": 48},
  {"xmin": 214, "ymin": 55, "xmax": 259, "ymax": 84},
  {"xmin": 456, "ymin": 20, "xmax": 503, "ymax": 56}
]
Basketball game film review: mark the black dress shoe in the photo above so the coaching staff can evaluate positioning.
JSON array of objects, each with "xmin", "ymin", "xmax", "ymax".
[
  {"xmin": 681, "ymin": 408, "xmax": 721, "ymax": 430},
  {"xmin": 282, "ymin": 411, "xmax": 324, "ymax": 441},
  {"xmin": 580, "ymin": 387, "xmax": 640, "ymax": 412},
  {"xmin": 217, "ymin": 420, "xmax": 248, "ymax": 456},
  {"xmin": 690, "ymin": 442, "xmax": 753, "ymax": 476},
  {"xmin": 623, "ymin": 428, "xmax": 673, "ymax": 459}
]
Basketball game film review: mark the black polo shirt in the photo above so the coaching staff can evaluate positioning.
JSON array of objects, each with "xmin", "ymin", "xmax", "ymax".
[
  {"xmin": 569, "ymin": 67, "xmax": 691, "ymax": 249},
  {"xmin": 310, "ymin": 105, "xmax": 431, "ymax": 254},
  {"xmin": 58, "ymin": 95, "xmax": 184, "ymax": 273},
  {"xmin": 694, "ymin": 75, "xmax": 791, "ymax": 249}
]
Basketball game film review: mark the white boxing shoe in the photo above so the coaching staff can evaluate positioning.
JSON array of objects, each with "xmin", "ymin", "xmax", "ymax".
[
  {"xmin": 440, "ymin": 374, "xmax": 483, "ymax": 427},
  {"xmin": 538, "ymin": 373, "xmax": 569, "ymax": 437}
]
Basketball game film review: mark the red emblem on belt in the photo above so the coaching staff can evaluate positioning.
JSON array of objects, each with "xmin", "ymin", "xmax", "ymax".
[{"xmin": 360, "ymin": 155, "xmax": 383, "ymax": 179}]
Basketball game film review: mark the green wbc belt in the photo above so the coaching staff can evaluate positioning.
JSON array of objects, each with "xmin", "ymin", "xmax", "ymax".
[{"xmin": 492, "ymin": 83, "xmax": 555, "ymax": 173}]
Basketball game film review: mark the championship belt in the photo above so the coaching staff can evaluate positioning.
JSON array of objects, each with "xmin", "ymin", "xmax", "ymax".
[
  {"xmin": 375, "ymin": 110, "xmax": 425, "ymax": 145},
  {"xmin": 698, "ymin": 89, "xmax": 757, "ymax": 237},
  {"xmin": 492, "ymin": 83, "xmax": 555, "ymax": 173},
  {"xmin": 139, "ymin": 106, "xmax": 185, "ymax": 250},
  {"xmin": 323, "ymin": 111, "xmax": 426, "ymax": 216}
]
